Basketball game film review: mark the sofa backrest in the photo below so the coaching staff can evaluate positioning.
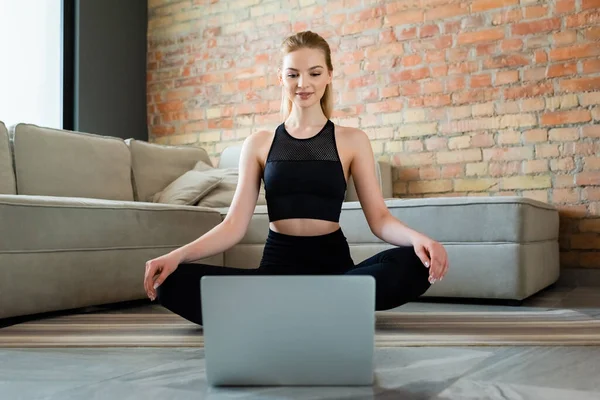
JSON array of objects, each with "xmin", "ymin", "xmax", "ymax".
[
  {"xmin": 0, "ymin": 121, "xmax": 16, "ymax": 195},
  {"xmin": 217, "ymin": 144, "xmax": 391, "ymax": 201},
  {"xmin": 127, "ymin": 139, "xmax": 213, "ymax": 202},
  {"xmin": 12, "ymin": 123, "xmax": 134, "ymax": 201}
]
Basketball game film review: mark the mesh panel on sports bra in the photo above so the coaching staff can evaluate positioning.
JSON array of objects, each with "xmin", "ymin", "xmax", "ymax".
[{"xmin": 267, "ymin": 120, "xmax": 340, "ymax": 162}]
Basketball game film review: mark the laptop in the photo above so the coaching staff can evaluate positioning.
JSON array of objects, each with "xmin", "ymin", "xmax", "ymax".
[{"xmin": 200, "ymin": 275, "xmax": 376, "ymax": 387}]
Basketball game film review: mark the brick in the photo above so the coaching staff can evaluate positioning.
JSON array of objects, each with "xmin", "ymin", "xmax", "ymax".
[
  {"xmin": 582, "ymin": 0, "xmax": 600, "ymax": 10},
  {"xmin": 396, "ymin": 26, "xmax": 418, "ymax": 41},
  {"xmin": 461, "ymin": 15, "xmax": 486, "ymax": 29},
  {"xmin": 402, "ymin": 54, "xmax": 422, "ymax": 67},
  {"xmin": 419, "ymin": 166, "xmax": 441, "ymax": 180},
  {"xmin": 541, "ymin": 110, "xmax": 591, "ymax": 126},
  {"xmin": 576, "ymin": 172, "xmax": 600, "ymax": 186},
  {"xmin": 524, "ymin": 67, "xmax": 546, "ymax": 82},
  {"xmin": 551, "ymin": 157, "xmax": 576, "ymax": 172},
  {"xmin": 393, "ymin": 181, "xmax": 408, "ymax": 195},
  {"xmin": 455, "ymin": 178, "xmax": 499, "ymax": 192},
  {"xmin": 382, "ymin": 112, "xmax": 404, "ymax": 125},
  {"xmin": 546, "ymin": 94, "xmax": 579, "ymax": 110},
  {"xmin": 583, "ymin": 187, "xmax": 600, "ymax": 201},
  {"xmin": 472, "ymin": 102, "xmax": 495, "ymax": 116},
  {"xmin": 425, "ymin": 50, "xmax": 446, "ymax": 63},
  {"xmin": 471, "ymin": 74, "xmax": 492, "ymax": 88},
  {"xmin": 386, "ymin": 141, "xmax": 404, "ymax": 153},
  {"xmin": 496, "ymin": 101, "xmax": 520, "ymax": 114},
  {"xmin": 521, "ymin": 98, "xmax": 545, "ymax": 112},
  {"xmin": 476, "ymin": 43, "xmax": 497, "ymax": 56},
  {"xmin": 571, "ymin": 234, "xmax": 600, "ymax": 250},
  {"xmin": 497, "ymin": 130, "xmax": 521, "ymax": 144},
  {"xmin": 457, "ymin": 28, "xmax": 504, "ymax": 44},
  {"xmin": 404, "ymin": 109, "xmax": 427, "ymax": 123},
  {"xmin": 504, "ymin": 83, "xmax": 554, "ymax": 100},
  {"xmin": 549, "ymin": 43, "xmax": 600, "ymax": 61},
  {"xmin": 448, "ymin": 135, "xmax": 471, "ymax": 149},
  {"xmin": 535, "ymin": 144, "xmax": 560, "ymax": 158},
  {"xmin": 440, "ymin": 117, "xmax": 501, "ymax": 133},
  {"xmin": 453, "ymin": 88, "xmax": 499, "ymax": 105},
  {"xmin": 593, "ymin": 107, "xmax": 600, "ymax": 121},
  {"xmin": 555, "ymin": 174, "xmax": 575, "ymax": 188},
  {"xmin": 425, "ymin": 3, "xmax": 469, "ymax": 21},
  {"xmin": 523, "ymin": 159, "xmax": 549, "ymax": 174},
  {"xmin": 391, "ymin": 67, "xmax": 430, "ymax": 82},
  {"xmin": 499, "ymin": 114, "xmax": 537, "ymax": 128},
  {"xmin": 441, "ymin": 164, "xmax": 464, "ymax": 178},
  {"xmin": 448, "ymin": 105, "xmax": 471, "ymax": 119},
  {"xmin": 422, "ymin": 80, "xmax": 445, "ymax": 94},
  {"xmin": 409, "ymin": 180, "xmax": 453, "ymax": 193},
  {"xmin": 553, "ymin": 30, "xmax": 577, "ymax": 46},
  {"xmin": 549, "ymin": 128, "xmax": 579, "ymax": 141},
  {"xmin": 522, "ymin": 190, "xmax": 549, "ymax": 203},
  {"xmin": 386, "ymin": 9, "xmax": 424, "ymax": 25},
  {"xmin": 583, "ymin": 125, "xmax": 600, "ymax": 138},
  {"xmin": 547, "ymin": 63, "xmax": 578, "ymax": 78},
  {"xmin": 535, "ymin": 50, "xmax": 548, "ymax": 64},
  {"xmin": 466, "ymin": 162, "xmax": 488, "ymax": 176},
  {"xmin": 502, "ymin": 175, "xmax": 552, "ymax": 189},
  {"xmin": 446, "ymin": 74, "xmax": 468, "ymax": 90},
  {"xmin": 491, "ymin": 8, "xmax": 521, "ymax": 25},
  {"xmin": 553, "ymin": 188, "xmax": 579, "ymax": 204},
  {"xmin": 483, "ymin": 146, "xmax": 533, "ymax": 161},
  {"xmin": 437, "ymin": 149, "xmax": 483, "ymax": 164},
  {"xmin": 581, "ymin": 252, "xmax": 600, "ymax": 267},
  {"xmin": 495, "ymin": 70, "xmax": 519, "ymax": 85},
  {"xmin": 471, "ymin": 0, "xmax": 518, "ymax": 12},
  {"xmin": 585, "ymin": 27, "xmax": 600, "ymax": 40},
  {"xmin": 524, "ymin": 129, "xmax": 548, "ymax": 143},
  {"xmin": 384, "ymin": 1, "xmax": 420, "ymax": 14},
  {"xmin": 556, "ymin": 0, "xmax": 576, "ymax": 13},
  {"xmin": 583, "ymin": 60, "xmax": 600, "ymax": 74},
  {"xmin": 420, "ymin": 24, "xmax": 440, "ymax": 38},
  {"xmin": 471, "ymin": 133, "xmax": 495, "ymax": 147},
  {"xmin": 392, "ymin": 152, "xmax": 436, "ymax": 166},
  {"xmin": 583, "ymin": 156, "xmax": 600, "ymax": 170},
  {"xmin": 425, "ymin": 137, "xmax": 448, "ymax": 150},
  {"xmin": 512, "ymin": 18, "xmax": 560, "ymax": 36},
  {"xmin": 561, "ymin": 77, "xmax": 600, "ymax": 92},
  {"xmin": 404, "ymin": 140, "xmax": 424, "ymax": 152},
  {"xmin": 484, "ymin": 54, "xmax": 529, "ymax": 69},
  {"xmin": 562, "ymin": 142, "xmax": 600, "ymax": 157},
  {"xmin": 500, "ymin": 38, "xmax": 524, "ymax": 52}
]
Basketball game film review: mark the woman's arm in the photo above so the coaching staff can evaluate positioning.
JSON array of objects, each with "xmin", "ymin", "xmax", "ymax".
[
  {"xmin": 169, "ymin": 131, "xmax": 267, "ymax": 264},
  {"xmin": 348, "ymin": 129, "xmax": 448, "ymax": 282}
]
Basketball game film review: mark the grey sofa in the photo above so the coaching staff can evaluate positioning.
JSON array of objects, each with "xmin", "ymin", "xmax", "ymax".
[{"xmin": 0, "ymin": 121, "xmax": 560, "ymax": 320}]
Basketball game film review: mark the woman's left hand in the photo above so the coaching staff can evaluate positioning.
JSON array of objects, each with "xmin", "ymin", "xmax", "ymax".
[{"xmin": 411, "ymin": 234, "xmax": 449, "ymax": 284}]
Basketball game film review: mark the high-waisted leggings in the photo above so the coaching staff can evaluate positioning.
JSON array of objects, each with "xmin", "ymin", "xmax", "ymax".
[{"xmin": 156, "ymin": 228, "xmax": 431, "ymax": 326}]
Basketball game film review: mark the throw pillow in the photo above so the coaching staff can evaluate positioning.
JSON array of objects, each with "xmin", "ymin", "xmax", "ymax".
[
  {"xmin": 191, "ymin": 161, "xmax": 267, "ymax": 208},
  {"xmin": 152, "ymin": 171, "xmax": 223, "ymax": 205}
]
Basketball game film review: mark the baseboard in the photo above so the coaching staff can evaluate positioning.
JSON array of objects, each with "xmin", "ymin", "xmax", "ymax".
[{"xmin": 557, "ymin": 268, "xmax": 600, "ymax": 287}]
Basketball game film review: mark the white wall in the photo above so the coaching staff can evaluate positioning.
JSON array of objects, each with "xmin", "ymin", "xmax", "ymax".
[{"xmin": 0, "ymin": 0, "xmax": 62, "ymax": 129}]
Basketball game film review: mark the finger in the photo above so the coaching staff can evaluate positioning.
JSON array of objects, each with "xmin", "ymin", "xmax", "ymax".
[
  {"xmin": 429, "ymin": 248, "xmax": 443, "ymax": 281},
  {"xmin": 145, "ymin": 262, "xmax": 157, "ymax": 300},
  {"xmin": 413, "ymin": 246, "xmax": 431, "ymax": 269}
]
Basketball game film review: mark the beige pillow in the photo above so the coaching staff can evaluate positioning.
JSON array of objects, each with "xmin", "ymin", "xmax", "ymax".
[
  {"xmin": 191, "ymin": 163, "xmax": 267, "ymax": 207},
  {"xmin": 153, "ymin": 171, "xmax": 223, "ymax": 205}
]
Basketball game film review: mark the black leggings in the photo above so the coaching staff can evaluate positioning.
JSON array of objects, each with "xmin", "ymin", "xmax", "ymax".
[{"xmin": 156, "ymin": 228, "xmax": 431, "ymax": 326}]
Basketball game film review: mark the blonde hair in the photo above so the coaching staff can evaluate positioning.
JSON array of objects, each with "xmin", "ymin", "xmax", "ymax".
[{"xmin": 279, "ymin": 31, "xmax": 334, "ymax": 122}]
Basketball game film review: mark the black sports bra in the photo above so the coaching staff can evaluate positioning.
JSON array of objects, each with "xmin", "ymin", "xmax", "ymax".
[{"xmin": 262, "ymin": 120, "xmax": 347, "ymax": 223}]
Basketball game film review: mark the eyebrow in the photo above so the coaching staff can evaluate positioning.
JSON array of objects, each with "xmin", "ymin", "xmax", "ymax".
[{"xmin": 286, "ymin": 66, "xmax": 324, "ymax": 71}]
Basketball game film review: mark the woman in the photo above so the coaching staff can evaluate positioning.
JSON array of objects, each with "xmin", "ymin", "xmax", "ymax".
[{"xmin": 143, "ymin": 31, "xmax": 449, "ymax": 326}]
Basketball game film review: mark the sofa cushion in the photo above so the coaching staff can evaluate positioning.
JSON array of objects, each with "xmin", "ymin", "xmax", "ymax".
[
  {"xmin": 128, "ymin": 139, "xmax": 213, "ymax": 202},
  {"xmin": 0, "ymin": 121, "xmax": 16, "ymax": 195},
  {"xmin": 13, "ymin": 124, "xmax": 134, "ymax": 201},
  {"xmin": 341, "ymin": 196, "xmax": 559, "ymax": 244},
  {"xmin": 153, "ymin": 172, "xmax": 223, "ymax": 205}
]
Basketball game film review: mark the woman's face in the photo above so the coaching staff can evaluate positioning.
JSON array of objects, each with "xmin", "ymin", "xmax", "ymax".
[{"xmin": 279, "ymin": 47, "xmax": 332, "ymax": 108}]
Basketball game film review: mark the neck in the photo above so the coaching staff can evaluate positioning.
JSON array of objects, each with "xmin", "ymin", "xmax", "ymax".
[{"xmin": 286, "ymin": 104, "xmax": 328, "ymax": 129}]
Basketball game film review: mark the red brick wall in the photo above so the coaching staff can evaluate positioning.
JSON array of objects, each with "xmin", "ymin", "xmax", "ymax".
[{"xmin": 147, "ymin": 0, "xmax": 600, "ymax": 269}]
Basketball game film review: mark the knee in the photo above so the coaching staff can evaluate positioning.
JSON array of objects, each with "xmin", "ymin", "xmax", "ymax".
[{"xmin": 384, "ymin": 247, "xmax": 431, "ymax": 292}]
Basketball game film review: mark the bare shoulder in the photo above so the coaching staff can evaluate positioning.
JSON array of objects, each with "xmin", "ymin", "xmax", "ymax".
[
  {"xmin": 242, "ymin": 129, "xmax": 275, "ymax": 167},
  {"xmin": 333, "ymin": 123, "xmax": 370, "ymax": 149}
]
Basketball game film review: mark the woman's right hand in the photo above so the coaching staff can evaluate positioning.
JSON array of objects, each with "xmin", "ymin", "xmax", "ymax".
[{"xmin": 144, "ymin": 251, "xmax": 181, "ymax": 301}]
